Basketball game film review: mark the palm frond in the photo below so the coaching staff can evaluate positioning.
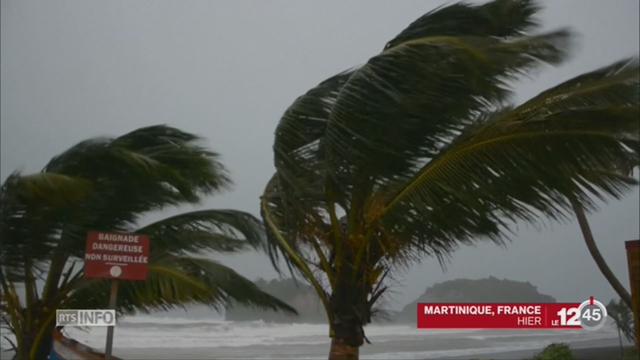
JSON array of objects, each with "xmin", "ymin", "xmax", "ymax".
[
  {"xmin": 10, "ymin": 125, "xmax": 237, "ymax": 259},
  {"xmin": 2, "ymin": 172, "xmax": 93, "ymax": 207},
  {"xmin": 516, "ymin": 58, "xmax": 640, "ymax": 119},
  {"xmin": 322, "ymin": 29, "xmax": 572, "ymax": 201},
  {"xmin": 379, "ymin": 59, "xmax": 639, "ymax": 260},
  {"xmin": 260, "ymin": 175, "xmax": 323, "ymax": 273},
  {"xmin": 0, "ymin": 173, "xmax": 93, "ymax": 280},
  {"xmin": 385, "ymin": 0, "xmax": 541, "ymax": 50},
  {"xmin": 269, "ymin": 71, "xmax": 357, "ymax": 275},
  {"xmin": 43, "ymin": 125, "xmax": 230, "ymax": 230},
  {"xmin": 64, "ymin": 256, "xmax": 296, "ymax": 315},
  {"xmin": 136, "ymin": 209, "xmax": 266, "ymax": 255},
  {"xmin": 274, "ymin": 69, "xmax": 355, "ymax": 196}
]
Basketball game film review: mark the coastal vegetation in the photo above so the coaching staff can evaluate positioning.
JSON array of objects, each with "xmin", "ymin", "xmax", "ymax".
[
  {"xmin": 531, "ymin": 343, "xmax": 574, "ymax": 360},
  {"xmin": 0, "ymin": 126, "xmax": 295, "ymax": 359},
  {"xmin": 607, "ymin": 298, "xmax": 635, "ymax": 358},
  {"xmin": 259, "ymin": 0, "xmax": 639, "ymax": 358}
]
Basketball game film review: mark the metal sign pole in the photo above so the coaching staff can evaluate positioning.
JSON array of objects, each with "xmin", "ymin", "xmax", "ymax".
[{"xmin": 105, "ymin": 280, "xmax": 119, "ymax": 359}]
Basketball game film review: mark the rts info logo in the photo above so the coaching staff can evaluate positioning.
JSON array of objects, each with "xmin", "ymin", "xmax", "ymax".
[{"xmin": 56, "ymin": 309, "xmax": 116, "ymax": 327}]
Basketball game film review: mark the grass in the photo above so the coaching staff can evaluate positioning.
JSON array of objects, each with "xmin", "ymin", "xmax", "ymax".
[{"xmin": 623, "ymin": 346, "xmax": 639, "ymax": 360}]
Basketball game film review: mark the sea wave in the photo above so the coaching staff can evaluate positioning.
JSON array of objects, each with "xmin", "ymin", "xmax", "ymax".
[
  {"xmin": 1, "ymin": 316, "xmax": 621, "ymax": 360},
  {"xmin": 61, "ymin": 315, "xmax": 619, "ymax": 351}
]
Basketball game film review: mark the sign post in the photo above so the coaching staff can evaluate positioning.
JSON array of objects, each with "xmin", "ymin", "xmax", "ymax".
[
  {"xmin": 84, "ymin": 231, "xmax": 150, "ymax": 358},
  {"xmin": 104, "ymin": 280, "xmax": 119, "ymax": 359}
]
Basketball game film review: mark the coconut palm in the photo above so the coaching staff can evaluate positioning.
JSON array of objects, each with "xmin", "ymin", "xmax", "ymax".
[
  {"xmin": 0, "ymin": 125, "xmax": 295, "ymax": 359},
  {"xmin": 572, "ymin": 199, "xmax": 633, "ymax": 308},
  {"xmin": 607, "ymin": 299, "xmax": 634, "ymax": 359},
  {"xmin": 259, "ymin": 1, "xmax": 639, "ymax": 358},
  {"xmin": 569, "ymin": 153, "xmax": 635, "ymax": 309}
]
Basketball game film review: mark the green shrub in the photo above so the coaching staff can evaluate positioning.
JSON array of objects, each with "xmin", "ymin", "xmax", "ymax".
[
  {"xmin": 623, "ymin": 346, "xmax": 639, "ymax": 360},
  {"xmin": 532, "ymin": 343, "xmax": 575, "ymax": 360}
]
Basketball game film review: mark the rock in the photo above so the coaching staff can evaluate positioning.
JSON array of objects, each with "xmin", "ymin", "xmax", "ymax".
[{"xmin": 395, "ymin": 276, "xmax": 556, "ymax": 323}]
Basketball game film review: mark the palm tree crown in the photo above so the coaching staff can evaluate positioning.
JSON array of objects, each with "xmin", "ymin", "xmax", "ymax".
[
  {"xmin": 1, "ymin": 125, "xmax": 295, "ymax": 359},
  {"xmin": 261, "ymin": 0, "xmax": 639, "ymax": 358}
]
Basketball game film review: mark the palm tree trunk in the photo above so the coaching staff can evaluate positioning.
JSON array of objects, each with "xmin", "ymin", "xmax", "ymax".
[
  {"xmin": 327, "ymin": 288, "xmax": 366, "ymax": 360},
  {"xmin": 617, "ymin": 326, "xmax": 624, "ymax": 360},
  {"xmin": 329, "ymin": 338, "xmax": 359, "ymax": 360},
  {"xmin": 328, "ymin": 316, "xmax": 364, "ymax": 360},
  {"xmin": 571, "ymin": 198, "xmax": 633, "ymax": 308},
  {"xmin": 32, "ymin": 332, "xmax": 53, "ymax": 360}
]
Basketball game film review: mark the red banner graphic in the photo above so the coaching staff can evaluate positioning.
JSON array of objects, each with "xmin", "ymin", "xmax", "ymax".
[{"xmin": 417, "ymin": 303, "xmax": 583, "ymax": 329}]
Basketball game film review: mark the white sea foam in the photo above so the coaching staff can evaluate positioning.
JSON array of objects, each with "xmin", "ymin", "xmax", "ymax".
[
  {"xmin": 64, "ymin": 320, "xmax": 332, "ymax": 348},
  {"xmin": 1, "ymin": 316, "xmax": 620, "ymax": 359},
  {"xmin": 62, "ymin": 315, "xmax": 619, "ymax": 351}
]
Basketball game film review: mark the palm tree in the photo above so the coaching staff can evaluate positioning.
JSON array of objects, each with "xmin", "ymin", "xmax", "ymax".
[
  {"xmin": 572, "ymin": 198, "xmax": 633, "ymax": 308},
  {"xmin": 0, "ymin": 125, "xmax": 295, "ymax": 359},
  {"xmin": 259, "ymin": 1, "xmax": 639, "ymax": 359},
  {"xmin": 607, "ymin": 299, "xmax": 634, "ymax": 359},
  {"xmin": 570, "ymin": 156, "xmax": 635, "ymax": 309}
]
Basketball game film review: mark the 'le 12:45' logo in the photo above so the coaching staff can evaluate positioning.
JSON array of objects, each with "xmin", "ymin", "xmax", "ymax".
[{"xmin": 555, "ymin": 297, "xmax": 607, "ymax": 330}]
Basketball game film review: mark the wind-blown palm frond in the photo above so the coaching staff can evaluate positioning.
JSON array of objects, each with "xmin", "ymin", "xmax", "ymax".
[
  {"xmin": 275, "ymin": 70, "xmax": 356, "ymax": 181},
  {"xmin": 380, "ymin": 59, "xmax": 639, "ymax": 259},
  {"xmin": 16, "ymin": 125, "xmax": 235, "ymax": 262},
  {"xmin": 1, "ymin": 172, "xmax": 93, "ymax": 207},
  {"xmin": 272, "ymin": 70, "xmax": 355, "ymax": 229},
  {"xmin": 385, "ymin": 0, "xmax": 541, "ymax": 49},
  {"xmin": 137, "ymin": 209, "xmax": 266, "ymax": 255},
  {"xmin": 265, "ymin": 69, "xmax": 363, "ymax": 284},
  {"xmin": 0, "ymin": 173, "xmax": 93, "ymax": 280},
  {"xmin": 322, "ymin": 30, "xmax": 571, "ymax": 198},
  {"xmin": 64, "ymin": 256, "xmax": 296, "ymax": 315},
  {"xmin": 44, "ymin": 125, "xmax": 230, "ymax": 230},
  {"xmin": 321, "ymin": 0, "xmax": 570, "ymax": 195}
]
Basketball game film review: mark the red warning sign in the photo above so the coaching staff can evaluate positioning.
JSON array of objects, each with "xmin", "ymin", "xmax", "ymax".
[{"xmin": 84, "ymin": 231, "xmax": 150, "ymax": 281}]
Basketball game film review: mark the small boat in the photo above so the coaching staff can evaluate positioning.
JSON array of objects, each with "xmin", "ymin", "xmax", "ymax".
[{"xmin": 49, "ymin": 328, "xmax": 121, "ymax": 360}]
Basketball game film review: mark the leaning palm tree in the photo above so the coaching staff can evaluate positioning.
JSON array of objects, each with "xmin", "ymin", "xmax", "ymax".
[
  {"xmin": 572, "ymin": 198, "xmax": 633, "ymax": 308},
  {"xmin": 260, "ymin": 1, "xmax": 639, "ymax": 359},
  {"xmin": 0, "ymin": 125, "xmax": 295, "ymax": 359},
  {"xmin": 570, "ymin": 158, "xmax": 636, "ymax": 309},
  {"xmin": 607, "ymin": 299, "xmax": 635, "ymax": 359}
]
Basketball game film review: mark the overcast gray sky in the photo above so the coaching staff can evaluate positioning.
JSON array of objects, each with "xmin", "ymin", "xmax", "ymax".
[{"xmin": 2, "ymin": 0, "xmax": 639, "ymax": 311}]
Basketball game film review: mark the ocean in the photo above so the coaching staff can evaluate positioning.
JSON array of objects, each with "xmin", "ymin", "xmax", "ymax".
[{"xmin": 46, "ymin": 315, "xmax": 623, "ymax": 359}]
